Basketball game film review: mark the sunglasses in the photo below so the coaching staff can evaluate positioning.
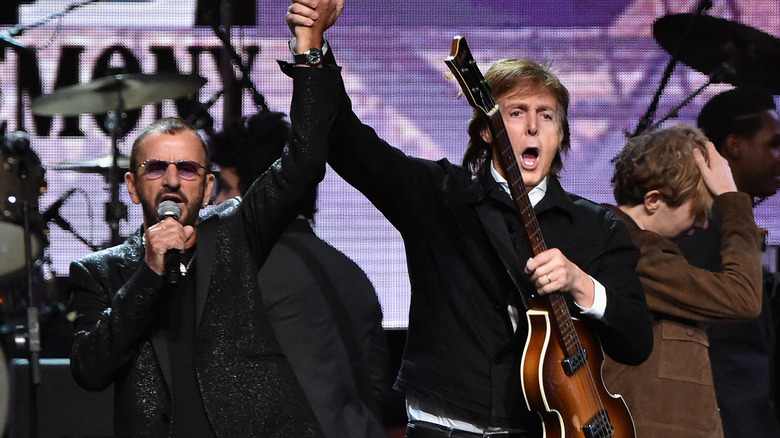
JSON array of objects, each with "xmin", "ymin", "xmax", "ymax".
[{"xmin": 137, "ymin": 159, "xmax": 207, "ymax": 180}]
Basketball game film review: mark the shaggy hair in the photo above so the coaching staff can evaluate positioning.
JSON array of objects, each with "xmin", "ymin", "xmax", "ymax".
[
  {"xmin": 612, "ymin": 124, "xmax": 713, "ymax": 219},
  {"xmin": 462, "ymin": 58, "xmax": 570, "ymax": 177}
]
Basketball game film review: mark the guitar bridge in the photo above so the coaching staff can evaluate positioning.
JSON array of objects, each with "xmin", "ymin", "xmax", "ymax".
[
  {"xmin": 560, "ymin": 345, "xmax": 588, "ymax": 376},
  {"xmin": 583, "ymin": 409, "xmax": 614, "ymax": 438}
]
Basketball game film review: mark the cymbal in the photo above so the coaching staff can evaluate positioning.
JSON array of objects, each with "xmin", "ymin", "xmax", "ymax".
[
  {"xmin": 50, "ymin": 153, "xmax": 130, "ymax": 175},
  {"xmin": 30, "ymin": 72, "xmax": 207, "ymax": 116},
  {"xmin": 654, "ymin": 14, "xmax": 780, "ymax": 93}
]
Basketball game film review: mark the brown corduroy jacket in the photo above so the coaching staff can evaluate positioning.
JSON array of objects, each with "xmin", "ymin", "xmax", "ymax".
[{"xmin": 602, "ymin": 192, "xmax": 763, "ymax": 438}]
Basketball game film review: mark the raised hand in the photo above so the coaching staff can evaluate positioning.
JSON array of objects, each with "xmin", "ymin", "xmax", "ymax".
[
  {"xmin": 287, "ymin": 0, "xmax": 344, "ymax": 52},
  {"xmin": 693, "ymin": 141, "xmax": 738, "ymax": 196}
]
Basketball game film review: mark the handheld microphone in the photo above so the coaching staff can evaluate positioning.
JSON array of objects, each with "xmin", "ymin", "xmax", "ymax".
[{"xmin": 156, "ymin": 200, "xmax": 183, "ymax": 286}]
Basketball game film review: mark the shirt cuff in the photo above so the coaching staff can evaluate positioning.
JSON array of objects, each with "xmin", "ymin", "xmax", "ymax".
[
  {"xmin": 288, "ymin": 38, "xmax": 330, "ymax": 58},
  {"xmin": 576, "ymin": 276, "xmax": 606, "ymax": 320}
]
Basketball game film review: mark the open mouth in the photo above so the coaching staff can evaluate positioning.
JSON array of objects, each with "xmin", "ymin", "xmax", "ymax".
[
  {"xmin": 521, "ymin": 147, "xmax": 539, "ymax": 168},
  {"xmin": 159, "ymin": 193, "xmax": 184, "ymax": 204}
]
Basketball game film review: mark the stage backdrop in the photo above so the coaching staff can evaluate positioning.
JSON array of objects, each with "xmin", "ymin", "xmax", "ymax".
[{"xmin": 1, "ymin": 0, "xmax": 778, "ymax": 328}]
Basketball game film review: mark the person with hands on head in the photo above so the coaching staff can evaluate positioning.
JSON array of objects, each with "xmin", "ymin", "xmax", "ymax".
[
  {"xmin": 602, "ymin": 124, "xmax": 764, "ymax": 438},
  {"xmin": 286, "ymin": 1, "xmax": 653, "ymax": 436},
  {"xmin": 68, "ymin": 42, "xmax": 343, "ymax": 437}
]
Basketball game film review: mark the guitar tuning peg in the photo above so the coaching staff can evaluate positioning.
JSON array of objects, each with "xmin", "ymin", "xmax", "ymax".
[{"xmin": 445, "ymin": 71, "xmax": 453, "ymax": 80}]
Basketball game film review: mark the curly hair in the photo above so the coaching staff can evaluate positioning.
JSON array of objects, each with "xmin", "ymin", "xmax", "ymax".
[
  {"xmin": 209, "ymin": 111, "xmax": 290, "ymax": 193},
  {"xmin": 462, "ymin": 58, "xmax": 570, "ymax": 177},
  {"xmin": 208, "ymin": 111, "xmax": 319, "ymax": 219},
  {"xmin": 612, "ymin": 124, "xmax": 713, "ymax": 218}
]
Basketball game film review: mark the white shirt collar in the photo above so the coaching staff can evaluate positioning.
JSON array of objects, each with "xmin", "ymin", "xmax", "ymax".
[{"xmin": 490, "ymin": 161, "xmax": 548, "ymax": 207}]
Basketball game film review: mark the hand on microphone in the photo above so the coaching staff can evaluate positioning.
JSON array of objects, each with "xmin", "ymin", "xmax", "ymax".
[{"xmin": 145, "ymin": 201, "xmax": 194, "ymax": 285}]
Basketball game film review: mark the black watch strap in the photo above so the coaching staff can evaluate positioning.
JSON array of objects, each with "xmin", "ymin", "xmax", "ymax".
[{"xmin": 293, "ymin": 47, "xmax": 323, "ymax": 66}]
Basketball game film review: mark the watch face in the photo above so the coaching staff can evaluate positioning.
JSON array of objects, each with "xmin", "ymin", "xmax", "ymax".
[{"xmin": 307, "ymin": 49, "xmax": 323, "ymax": 65}]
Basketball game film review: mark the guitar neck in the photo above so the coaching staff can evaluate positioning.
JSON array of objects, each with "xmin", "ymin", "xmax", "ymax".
[
  {"xmin": 488, "ymin": 111, "xmax": 583, "ymax": 356},
  {"xmin": 487, "ymin": 111, "xmax": 547, "ymax": 257}
]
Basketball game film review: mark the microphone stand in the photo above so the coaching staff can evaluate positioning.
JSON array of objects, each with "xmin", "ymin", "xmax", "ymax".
[
  {"xmin": 18, "ymin": 161, "xmax": 41, "ymax": 438},
  {"xmin": 43, "ymin": 192, "xmax": 101, "ymax": 252},
  {"xmin": 210, "ymin": 19, "xmax": 270, "ymax": 114},
  {"xmin": 217, "ymin": 0, "xmax": 239, "ymax": 128},
  {"xmin": 104, "ymin": 100, "xmax": 128, "ymax": 248}
]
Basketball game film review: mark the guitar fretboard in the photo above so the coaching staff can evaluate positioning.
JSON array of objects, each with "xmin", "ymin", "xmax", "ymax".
[{"xmin": 487, "ymin": 109, "xmax": 582, "ymax": 358}]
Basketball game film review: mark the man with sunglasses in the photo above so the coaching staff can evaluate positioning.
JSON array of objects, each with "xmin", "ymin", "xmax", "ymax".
[{"xmin": 67, "ymin": 46, "xmax": 342, "ymax": 436}]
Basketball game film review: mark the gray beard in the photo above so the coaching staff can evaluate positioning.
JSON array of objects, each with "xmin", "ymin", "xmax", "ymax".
[{"xmin": 140, "ymin": 188, "xmax": 205, "ymax": 228}]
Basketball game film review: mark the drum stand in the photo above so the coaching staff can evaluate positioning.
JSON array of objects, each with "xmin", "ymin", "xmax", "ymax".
[
  {"xmin": 104, "ymin": 104, "xmax": 128, "ymax": 248},
  {"xmin": 16, "ymin": 162, "xmax": 42, "ymax": 438}
]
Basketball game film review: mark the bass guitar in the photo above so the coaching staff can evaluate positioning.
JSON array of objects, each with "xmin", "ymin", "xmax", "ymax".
[{"xmin": 444, "ymin": 35, "xmax": 635, "ymax": 438}]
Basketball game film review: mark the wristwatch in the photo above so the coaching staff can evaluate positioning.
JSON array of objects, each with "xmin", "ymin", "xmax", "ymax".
[{"xmin": 293, "ymin": 47, "xmax": 323, "ymax": 66}]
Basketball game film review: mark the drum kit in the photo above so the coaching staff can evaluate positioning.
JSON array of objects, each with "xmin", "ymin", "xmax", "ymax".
[{"xmin": 632, "ymin": 12, "xmax": 780, "ymax": 136}]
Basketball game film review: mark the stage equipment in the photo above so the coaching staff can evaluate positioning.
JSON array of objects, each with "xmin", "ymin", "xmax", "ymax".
[
  {"xmin": 631, "ymin": 4, "xmax": 780, "ymax": 137},
  {"xmin": 30, "ymin": 72, "xmax": 207, "ymax": 117},
  {"xmin": 50, "ymin": 154, "xmax": 130, "ymax": 177},
  {"xmin": 7, "ymin": 358, "xmax": 113, "ymax": 438},
  {"xmin": 654, "ymin": 13, "xmax": 780, "ymax": 94},
  {"xmin": 0, "ymin": 140, "xmax": 47, "ymax": 283},
  {"xmin": 2, "ymin": 0, "xmax": 100, "ymax": 54}
]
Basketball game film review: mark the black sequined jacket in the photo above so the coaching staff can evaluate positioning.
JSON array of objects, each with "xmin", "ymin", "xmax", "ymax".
[{"xmin": 68, "ymin": 66, "xmax": 341, "ymax": 438}]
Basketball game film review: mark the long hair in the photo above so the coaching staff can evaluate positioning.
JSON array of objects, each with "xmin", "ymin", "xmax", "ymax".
[{"xmin": 462, "ymin": 58, "xmax": 570, "ymax": 177}]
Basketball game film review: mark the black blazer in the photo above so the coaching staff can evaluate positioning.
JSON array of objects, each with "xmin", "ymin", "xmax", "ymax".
[
  {"xmin": 259, "ymin": 218, "xmax": 390, "ymax": 438},
  {"xmin": 69, "ymin": 66, "xmax": 342, "ymax": 437}
]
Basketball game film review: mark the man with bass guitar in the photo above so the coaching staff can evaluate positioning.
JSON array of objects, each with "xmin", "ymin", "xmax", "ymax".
[{"xmin": 286, "ymin": 1, "xmax": 653, "ymax": 436}]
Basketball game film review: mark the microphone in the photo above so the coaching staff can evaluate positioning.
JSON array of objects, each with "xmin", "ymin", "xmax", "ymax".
[
  {"xmin": 42, "ymin": 188, "xmax": 78, "ymax": 231},
  {"xmin": 156, "ymin": 200, "xmax": 183, "ymax": 286},
  {"xmin": 4, "ymin": 130, "xmax": 31, "ymax": 155}
]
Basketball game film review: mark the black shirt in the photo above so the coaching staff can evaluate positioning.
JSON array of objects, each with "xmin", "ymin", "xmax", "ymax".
[{"xmin": 163, "ymin": 247, "xmax": 216, "ymax": 437}]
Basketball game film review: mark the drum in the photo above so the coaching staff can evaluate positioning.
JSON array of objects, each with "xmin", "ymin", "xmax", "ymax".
[{"xmin": 0, "ymin": 145, "xmax": 47, "ymax": 283}]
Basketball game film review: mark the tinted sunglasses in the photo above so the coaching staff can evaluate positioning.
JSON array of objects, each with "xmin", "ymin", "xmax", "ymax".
[{"xmin": 137, "ymin": 159, "xmax": 207, "ymax": 180}]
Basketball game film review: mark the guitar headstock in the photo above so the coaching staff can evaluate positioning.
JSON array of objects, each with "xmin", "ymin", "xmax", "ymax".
[{"xmin": 445, "ymin": 36, "xmax": 497, "ymax": 116}]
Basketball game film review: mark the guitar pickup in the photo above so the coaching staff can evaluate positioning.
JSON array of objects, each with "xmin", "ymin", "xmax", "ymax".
[
  {"xmin": 582, "ymin": 409, "xmax": 615, "ymax": 438},
  {"xmin": 561, "ymin": 345, "xmax": 588, "ymax": 376}
]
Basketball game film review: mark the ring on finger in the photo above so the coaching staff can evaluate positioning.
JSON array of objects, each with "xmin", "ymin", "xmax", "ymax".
[{"xmin": 546, "ymin": 274, "xmax": 553, "ymax": 284}]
